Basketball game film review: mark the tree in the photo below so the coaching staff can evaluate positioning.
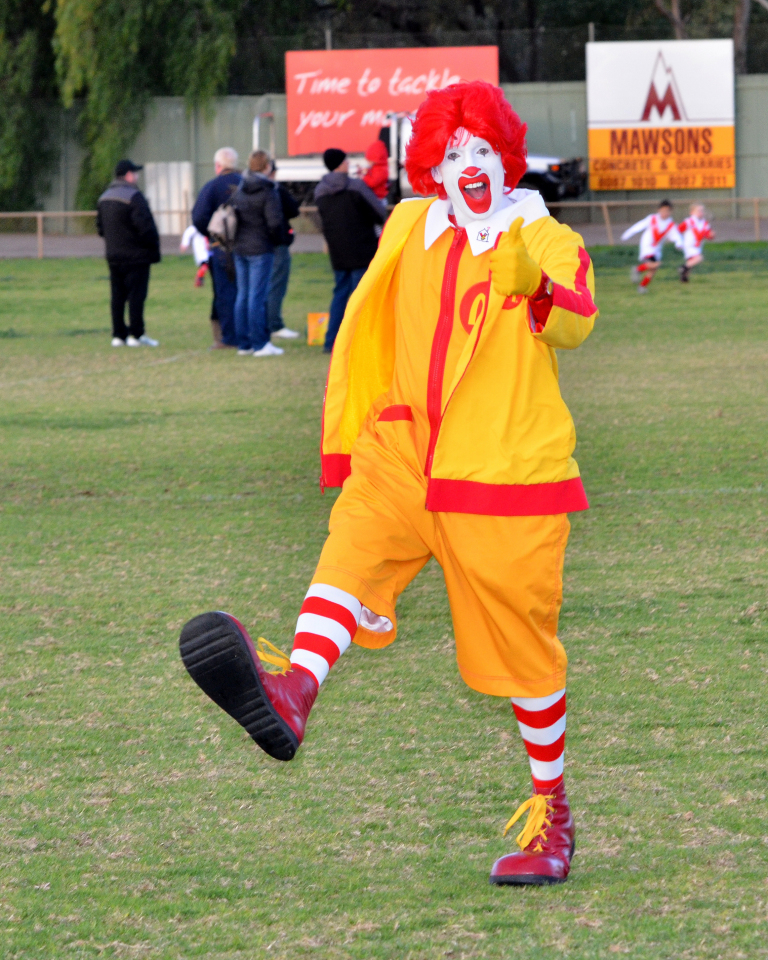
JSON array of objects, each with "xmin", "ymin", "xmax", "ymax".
[
  {"xmin": 53, "ymin": 0, "xmax": 242, "ymax": 208},
  {"xmin": 653, "ymin": 0, "xmax": 687, "ymax": 38},
  {"xmin": 0, "ymin": 1, "xmax": 57, "ymax": 210},
  {"xmin": 649, "ymin": 0, "xmax": 756, "ymax": 74}
]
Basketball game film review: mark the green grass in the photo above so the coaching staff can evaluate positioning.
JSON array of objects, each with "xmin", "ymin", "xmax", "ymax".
[{"xmin": 1, "ymin": 249, "xmax": 767, "ymax": 959}]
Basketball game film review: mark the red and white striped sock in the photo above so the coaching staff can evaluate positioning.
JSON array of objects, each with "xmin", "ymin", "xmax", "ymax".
[
  {"xmin": 511, "ymin": 689, "xmax": 566, "ymax": 791},
  {"xmin": 289, "ymin": 584, "xmax": 361, "ymax": 687}
]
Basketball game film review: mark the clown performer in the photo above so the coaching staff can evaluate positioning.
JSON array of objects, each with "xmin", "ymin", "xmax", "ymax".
[
  {"xmin": 179, "ymin": 81, "xmax": 597, "ymax": 886},
  {"xmin": 676, "ymin": 203, "xmax": 715, "ymax": 283},
  {"xmin": 621, "ymin": 199, "xmax": 679, "ymax": 293}
]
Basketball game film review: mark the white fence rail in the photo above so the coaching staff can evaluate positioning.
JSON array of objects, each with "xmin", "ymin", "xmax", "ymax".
[{"xmin": 1, "ymin": 197, "xmax": 767, "ymax": 258}]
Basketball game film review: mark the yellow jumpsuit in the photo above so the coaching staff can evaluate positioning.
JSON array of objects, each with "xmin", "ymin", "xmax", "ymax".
[{"xmin": 314, "ymin": 198, "xmax": 596, "ymax": 698}]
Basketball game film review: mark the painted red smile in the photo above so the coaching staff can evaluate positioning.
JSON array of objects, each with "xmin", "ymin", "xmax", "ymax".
[{"xmin": 458, "ymin": 169, "xmax": 491, "ymax": 214}]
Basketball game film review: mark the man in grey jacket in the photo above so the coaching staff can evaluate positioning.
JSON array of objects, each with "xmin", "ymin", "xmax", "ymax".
[{"xmin": 314, "ymin": 148, "xmax": 387, "ymax": 352}]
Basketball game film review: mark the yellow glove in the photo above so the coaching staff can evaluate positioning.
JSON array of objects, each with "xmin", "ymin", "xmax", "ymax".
[{"xmin": 490, "ymin": 217, "xmax": 542, "ymax": 298}]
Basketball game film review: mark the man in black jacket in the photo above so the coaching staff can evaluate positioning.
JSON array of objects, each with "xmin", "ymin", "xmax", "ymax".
[
  {"xmin": 97, "ymin": 159, "xmax": 161, "ymax": 347},
  {"xmin": 191, "ymin": 147, "xmax": 242, "ymax": 349},
  {"xmin": 314, "ymin": 148, "xmax": 387, "ymax": 352}
]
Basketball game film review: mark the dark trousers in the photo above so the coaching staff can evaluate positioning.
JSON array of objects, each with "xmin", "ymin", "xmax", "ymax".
[
  {"xmin": 266, "ymin": 244, "xmax": 291, "ymax": 333},
  {"xmin": 109, "ymin": 263, "xmax": 150, "ymax": 340},
  {"xmin": 209, "ymin": 249, "xmax": 238, "ymax": 346},
  {"xmin": 325, "ymin": 267, "xmax": 366, "ymax": 351}
]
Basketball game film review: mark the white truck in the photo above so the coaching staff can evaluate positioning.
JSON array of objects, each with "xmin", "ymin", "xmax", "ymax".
[{"xmin": 268, "ymin": 114, "xmax": 586, "ymax": 206}]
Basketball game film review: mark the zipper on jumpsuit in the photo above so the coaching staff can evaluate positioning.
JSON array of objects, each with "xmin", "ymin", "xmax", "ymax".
[{"xmin": 424, "ymin": 227, "xmax": 469, "ymax": 477}]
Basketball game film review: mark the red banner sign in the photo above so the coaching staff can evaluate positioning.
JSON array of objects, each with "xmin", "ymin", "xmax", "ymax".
[{"xmin": 285, "ymin": 47, "xmax": 499, "ymax": 156}]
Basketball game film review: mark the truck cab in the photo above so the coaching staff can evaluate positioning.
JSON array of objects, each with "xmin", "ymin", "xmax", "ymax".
[{"xmin": 272, "ymin": 113, "xmax": 586, "ymax": 207}]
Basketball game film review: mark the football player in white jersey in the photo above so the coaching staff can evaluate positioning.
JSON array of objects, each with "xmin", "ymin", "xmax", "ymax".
[
  {"xmin": 676, "ymin": 204, "xmax": 715, "ymax": 282},
  {"xmin": 621, "ymin": 200, "xmax": 680, "ymax": 293}
]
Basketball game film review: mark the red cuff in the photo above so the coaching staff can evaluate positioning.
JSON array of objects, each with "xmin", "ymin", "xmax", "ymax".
[{"xmin": 528, "ymin": 271, "xmax": 553, "ymax": 333}]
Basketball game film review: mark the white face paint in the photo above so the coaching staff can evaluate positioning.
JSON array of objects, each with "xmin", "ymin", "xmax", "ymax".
[{"xmin": 431, "ymin": 128, "xmax": 507, "ymax": 227}]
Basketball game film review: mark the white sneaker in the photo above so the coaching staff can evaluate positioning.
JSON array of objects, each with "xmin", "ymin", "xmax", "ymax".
[
  {"xmin": 126, "ymin": 336, "xmax": 140, "ymax": 347},
  {"xmin": 237, "ymin": 348, "xmax": 254, "ymax": 356},
  {"xmin": 111, "ymin": 337, "xmax": 125, "ymax": 347},
  {"xmin": 253, "ymin": 342, "xmax": 284, "ymax": 357},
  {"xmin": 138, "ymin": 334, "xmax": 159, "ymax": 347},
  {"xmin": 273, "ymin": 327, "xmax": 300, "ymax": 339}
]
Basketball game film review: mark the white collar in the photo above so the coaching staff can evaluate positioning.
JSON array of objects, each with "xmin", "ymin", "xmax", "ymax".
[{"xmin": 423, "ymin": 188, "xmax": 549, "ymax": 256}]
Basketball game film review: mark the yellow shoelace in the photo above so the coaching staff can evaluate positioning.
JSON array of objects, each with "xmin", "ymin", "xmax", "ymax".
[
  {"xmin": 255, "ymin": 637, "xmax": 291, "ymax": 675},
  {"xmin": 502, "ymin": 793, "xmax": 555, "ymax": 853}
]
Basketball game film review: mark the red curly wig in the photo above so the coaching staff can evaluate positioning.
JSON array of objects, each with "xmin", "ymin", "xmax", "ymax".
[{"xmin": 404, "ymin": 80, "xmax": 528, "ymax": 199}]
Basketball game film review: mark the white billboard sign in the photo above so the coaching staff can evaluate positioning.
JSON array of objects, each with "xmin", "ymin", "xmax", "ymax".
[{"xmin": 586, "ymin": 39, "xmax": 735, "ymax": 191}]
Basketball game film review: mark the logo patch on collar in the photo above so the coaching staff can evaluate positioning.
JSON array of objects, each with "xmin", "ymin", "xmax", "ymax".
[{"xmin": 476, "ymin": 227, "xmax": 490, "ymax": 243}]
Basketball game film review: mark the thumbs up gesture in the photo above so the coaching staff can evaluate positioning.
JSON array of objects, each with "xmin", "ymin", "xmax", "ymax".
[{"xmin": 490, "ymin": 217, "xmax": 542, "ymax": 298}]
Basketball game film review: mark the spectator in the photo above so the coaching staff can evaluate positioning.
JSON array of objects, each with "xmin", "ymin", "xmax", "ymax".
[
  {"xmin": 314, "ymin": 148, "xmax": 387, "ymax": 353},
  {"xmin": 362, "ymin": 139, "xmax": 390, "ymax": 199},
  {"xmin": 266, "ymin": 161, "xmax": 301, "ymax": 340},
  {"xmin": 180, "ymin": 224, "xmax": 210, "ymax": 287},
  {"xmin": 230, "ymin": 150, "xmax": 284, "ymax": 357},
  {"xmin": 97, "ymin": 159, "xmax": 161, "ymax": 348},
  {"xmin": 192, "ymin": 147, "xmax": 241, "ymax": 349}
]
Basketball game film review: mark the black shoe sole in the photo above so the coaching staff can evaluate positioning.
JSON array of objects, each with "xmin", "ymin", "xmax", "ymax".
[
  {"xmin": 489, "ymin": 839, "xmax": 576, "ymax": 886},
  {"xmin": 179, "ymin": 611, "xmax": 299, "ymax": 761},
  {"xmin": 489, "ymin": 872, "xmax": 567, "ymax": 886}
]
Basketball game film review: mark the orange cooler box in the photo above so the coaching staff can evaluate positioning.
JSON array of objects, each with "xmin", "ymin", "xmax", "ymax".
[{"xmin": 307, "ymin": 312, "xmax": 329, "ymax": 346}]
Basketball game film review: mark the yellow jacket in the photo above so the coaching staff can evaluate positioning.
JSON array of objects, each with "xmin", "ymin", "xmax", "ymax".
[{"xmin": 321, "ymin": 196, "xmax": 597, "ymax": 516}]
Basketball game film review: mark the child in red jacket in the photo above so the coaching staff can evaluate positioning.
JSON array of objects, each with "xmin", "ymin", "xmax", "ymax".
[{"xmin": 362, "ymin": 139, "xmax": 389, "ymax": 200}]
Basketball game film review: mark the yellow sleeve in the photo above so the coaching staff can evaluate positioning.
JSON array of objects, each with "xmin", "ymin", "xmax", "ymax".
[{"xmin": 525, "ymin": 218, "xmax": 598, "ymax": 351}]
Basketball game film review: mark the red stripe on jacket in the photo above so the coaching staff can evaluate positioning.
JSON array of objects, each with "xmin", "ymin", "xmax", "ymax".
[
  {"xmin": 424, "ymin": 229, "xmax": 468, "ymax": 476},
  {"xmin": 551, "ymin": 247, "xmax": 597, "ymax": 319},
  {"xmin": 378, "ymin": 404, "xmax": 413, "ymax": 422},
  {"xmin": 425, "ymin": 476, "xmax": 588, "ymax": 516},
  {"xmin": 321, "ymin": 453, "xmax": 351, "ymax": 487},
  {"xmin": 528, "ymin": 271, "xmax": 554, "ymax": 332}
]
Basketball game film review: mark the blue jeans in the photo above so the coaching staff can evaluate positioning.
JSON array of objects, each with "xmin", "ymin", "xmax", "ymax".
[
  {"xmin": 234, "ymin": 252, "xmax": 274, "ymax": 351},
  {"xmin": 325, "ymin": 267, "xmax": 366, "ymax": 351},
  {"xmin": 209, "ymin": 249, "xmax": 237, "ymax": 346},
  {"xmin": 266, "ymin": 245, "xmax": 291, "ymax": 333}
]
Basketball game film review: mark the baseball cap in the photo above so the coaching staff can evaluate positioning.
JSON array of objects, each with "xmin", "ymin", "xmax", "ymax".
[{"xmin": 115, "ymin": 159, "xmax": 143, "ymax": 177}]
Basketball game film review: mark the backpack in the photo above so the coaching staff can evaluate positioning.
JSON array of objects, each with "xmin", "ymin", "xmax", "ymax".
[{"xmin": 207, "ymin": 202, "xmax": 238, "ymax": 250}]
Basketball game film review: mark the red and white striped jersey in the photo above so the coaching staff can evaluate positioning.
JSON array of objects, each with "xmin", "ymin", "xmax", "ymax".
[
  {"xmin": 677, "ymin": 215, "xmax": 715, "ymax": 257},
  {"xmin": 621, "ymin": 213, "xmax": 680, "ymax": 260}
]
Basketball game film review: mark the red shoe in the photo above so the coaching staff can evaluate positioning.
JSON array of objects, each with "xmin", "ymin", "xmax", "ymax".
[
  {"xmin": 489, "ymin": 780, "xmax": 575, "ymax": 885},
  {"xmin": 179, "ymin": 611, "xmax": 317, "ymax": 761}
]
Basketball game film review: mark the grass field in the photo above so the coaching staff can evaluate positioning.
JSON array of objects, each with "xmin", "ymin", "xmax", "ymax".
[{"xmin": 1, "ymin": 244, "xmax": 767, "ymax": 960}]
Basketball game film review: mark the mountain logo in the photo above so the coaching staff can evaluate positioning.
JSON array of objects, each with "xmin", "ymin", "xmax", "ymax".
[{"xmin": 641, "ymin": 52, "xmax": 688, "ymax": 122}]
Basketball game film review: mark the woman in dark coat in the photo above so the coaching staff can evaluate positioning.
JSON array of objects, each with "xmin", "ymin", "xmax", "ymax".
[{"xmin": 230, "ymin": 150, "xmax": 284, "ymax": 356}]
